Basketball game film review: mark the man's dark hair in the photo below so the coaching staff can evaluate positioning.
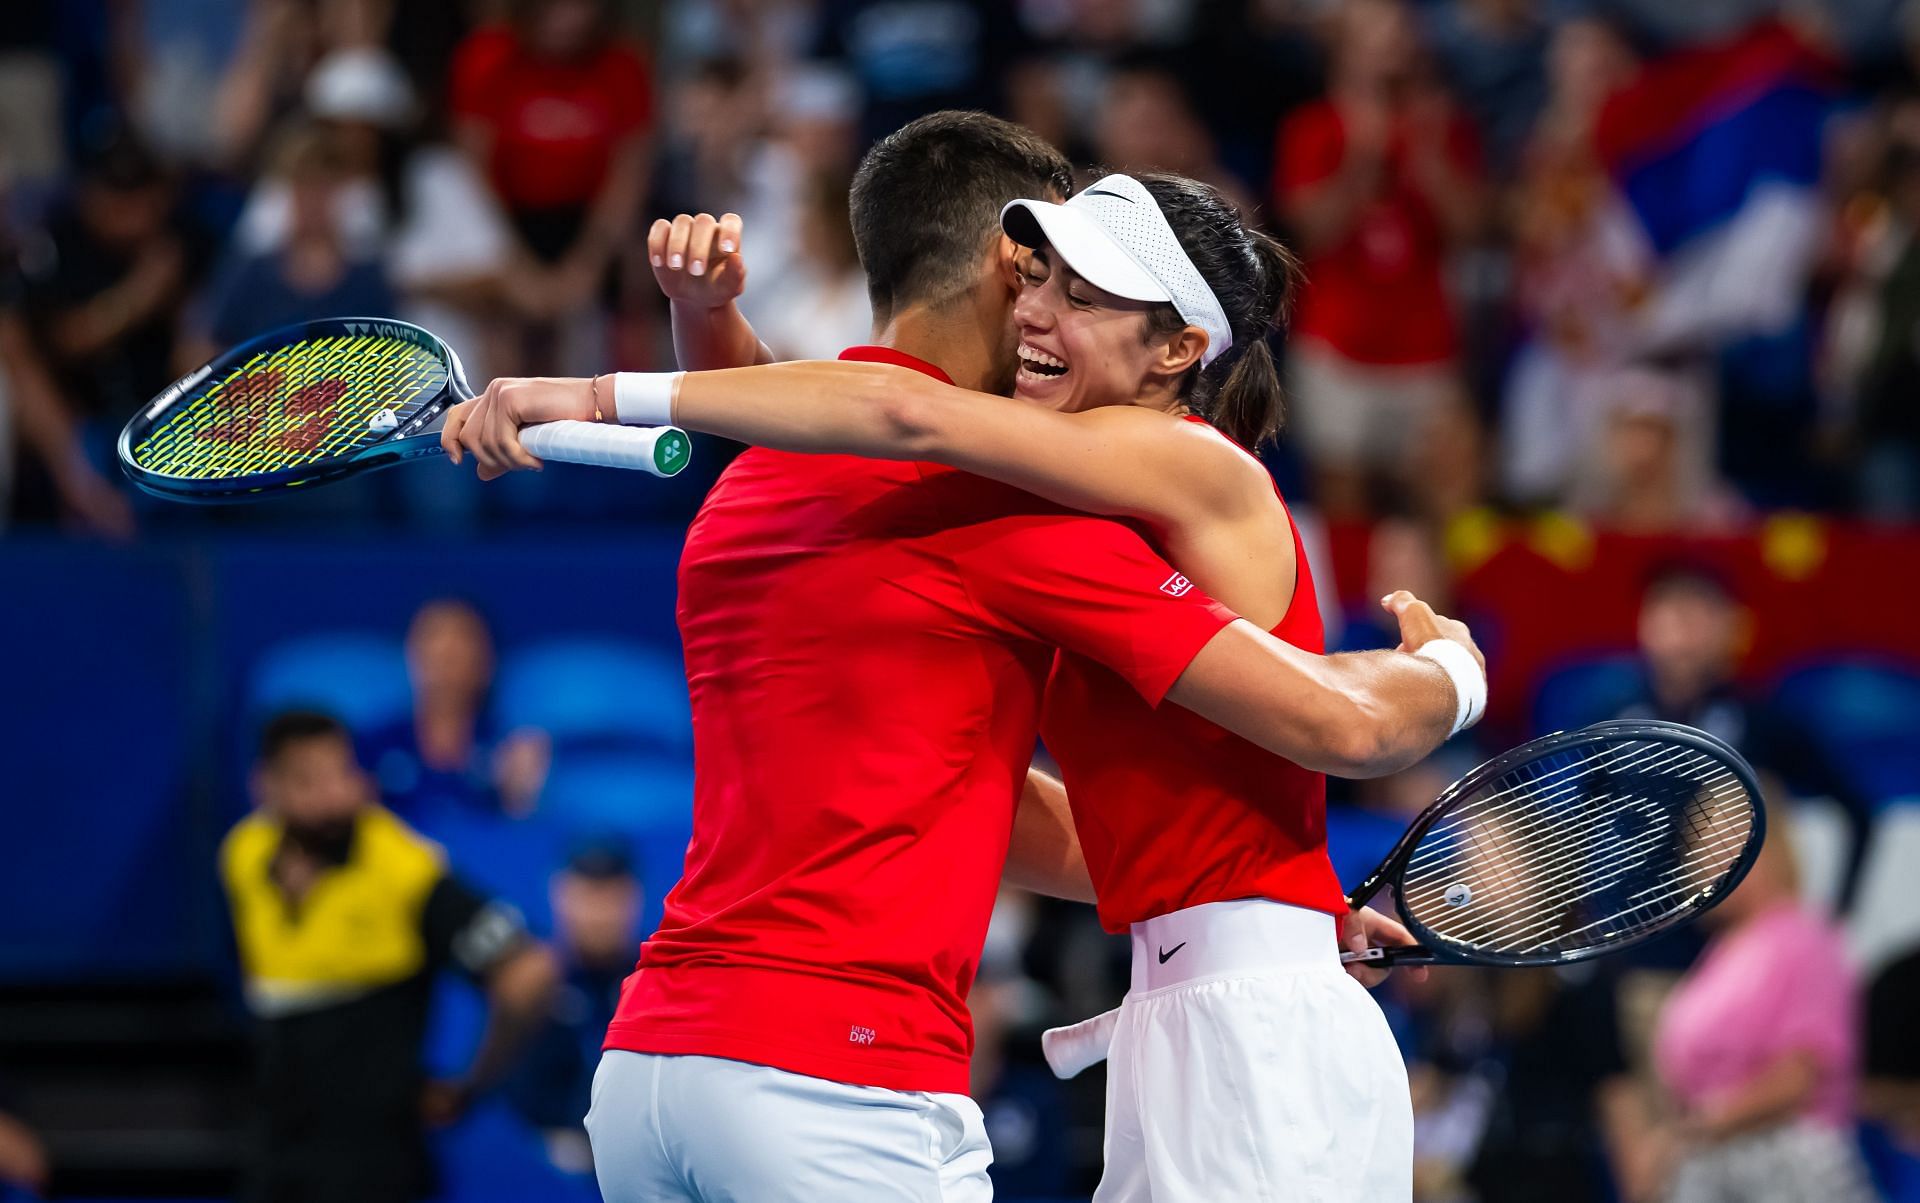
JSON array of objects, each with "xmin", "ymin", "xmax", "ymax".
[
  {"xmin": 849, "ymin": 111, "xmax": 1074, "ymax": 323},
  {"xmin": 1641, "ymin": 561, "xmax": 1736, "ymax": 607},
  {"xmin": 257, "ymin": 709, "xmax": 352, "ymax": 764}
]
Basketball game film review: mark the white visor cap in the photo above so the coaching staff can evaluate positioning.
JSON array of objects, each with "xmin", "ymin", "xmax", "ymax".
[{"xmin": 1001, "ymin": 174, "xmax": 1233, "ymax": 367}]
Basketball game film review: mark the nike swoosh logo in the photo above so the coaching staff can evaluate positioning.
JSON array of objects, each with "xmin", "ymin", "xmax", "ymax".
[{"xmin": 1157, "ymin": 942, "xmax": 1187, "ymax": 964}]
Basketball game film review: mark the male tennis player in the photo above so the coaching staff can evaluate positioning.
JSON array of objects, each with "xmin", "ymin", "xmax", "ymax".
[{"xmin": 446, "ymin": 112, "xmax": 1482, "ymax": 1202}]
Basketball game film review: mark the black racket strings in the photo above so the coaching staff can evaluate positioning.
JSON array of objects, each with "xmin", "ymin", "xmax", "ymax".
[
  {"xmin": 1396, "ymin": 736, "xmax": 1755, "ymax": 958},
  {"xmin": 1409, "ymin": 742, "xmax": 1749, "ymax": 954},
  {"xmin": 1406, "ymin": 743, "xmax": 1752, "ymax": 955}
]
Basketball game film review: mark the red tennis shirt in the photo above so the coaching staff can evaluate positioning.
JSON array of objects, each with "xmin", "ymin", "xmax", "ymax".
[
  {"xmin": 1043, "ymin": 422, "xmax": 1346, "ymax": 932},
  {"xmin": 604, "ymin": 347, "xmax": 1237, "ymax": 1094}
]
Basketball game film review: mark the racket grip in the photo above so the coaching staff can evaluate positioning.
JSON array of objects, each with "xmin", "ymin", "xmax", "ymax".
[
  {"xmin": 1339, "ymin": 945, "xmax": 1436, "ymax": 967},
  {"xmin": 517, "ymin": 420, "xmax": 692, "ymax": 478}
]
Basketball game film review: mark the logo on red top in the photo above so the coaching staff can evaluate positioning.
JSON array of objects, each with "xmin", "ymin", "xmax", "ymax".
[
  {"xmin": 849, "ymin": 1025, "xmax": 877, "ymax": 1046},
  {"xmin": 1160, "ymin": 572, "xmax": 1194, "ymax": 598}
]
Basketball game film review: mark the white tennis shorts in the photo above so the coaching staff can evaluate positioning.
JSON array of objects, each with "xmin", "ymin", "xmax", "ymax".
[
  {"xmin": 584, "ymin": 1049, "xmax": 992, "ymax": 1202},
  {"xmin": 1091, "ymin": 899, "xmax": 1414, "ymax": 1202}
]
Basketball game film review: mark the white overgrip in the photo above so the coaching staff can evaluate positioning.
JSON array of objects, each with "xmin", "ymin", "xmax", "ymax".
[{"xmin": 516, "ymin": 420, "xmax": 692, "ymax": 478}]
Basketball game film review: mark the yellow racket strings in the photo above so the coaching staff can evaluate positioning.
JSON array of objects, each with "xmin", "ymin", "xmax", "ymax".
[{"xmin": 133, "ymin": 335, "xmax": 446, "ymax": 480}]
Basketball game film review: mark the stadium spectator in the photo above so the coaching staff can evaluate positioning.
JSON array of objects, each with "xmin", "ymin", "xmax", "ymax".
[
  {"xmin": 1406, "ymin": 381, "xmax": 1491, "ymax": 523},
  {"xmin": 183, "ymin": 121, "xmax": 395, "ymax": 360},
  {"xmin": 1864, "ymin": 942, "xmax": 1920, "ymax": 1150},
  {"xmin": 226, "ymin": 43, "xmax": 516, "ymax": 387},
  {"xmin": 747, "ymin": 168, "xmax": 871, "ymax": 360},
  {"xmin": 208, "ymin": 0, "xmax": 331, "ymax": 172},
  {"xmin": 1394, "ymin": 966, "xmax": 1632, "ymax": 1203},
  {"xmin": 361, "ymin": 599, "xmax": 550, "ymax": 819},
  {"xmin": 1501, "ymin": 15, "xmax": 1650, "ymax": 509},
  {"xmin": 503, "ymin": 838, "xmax": 644, "ymax": 1175},
  {"xmin": 1339, "ymin": 515, "xmax": 1456, "ymax": 655},
  {"xmin": 450, "ymin": 0, "xmax": 652, "ymax": 377},
  {"xmin": 1274, "ymin": 0, "xmax": 1486, "ymax": 517},
  {"xmin": 1626, "ymin": 814, "xmax": 1876, "ymax": 1203},
  {"xmin": 1090, "ymin": 54, "xmax": 1256, "ymax": 213},
  {"xmin": 653, "ymin": 61, "xmax": 863, "ymax": 337},
  {"xmin": 645, "ymin": 57, "xmax": 766, "ymax": 227},
  {"xmin": 1821, "ymin": 101, "xmax": 1920, "ymax": 521},
  {"xmin": 659, "ymin": 0, "xmax": 817, "ymax": 70},
  {"xmin": 1183, "ymin": 0, "xmax": 1325, "ymax": 193},
  {"xmin": 1423, "ymin": 0, "xmax": 1550, "ymax": 176},
  {"xmin": 1569, "ymin": 368, "xmax": 1746, "ymax": 534},
  {"xmin": 0, "ymin": 1093, "xmax": 47, "ymax": 1198},
  {"xmin": 1610, "ymin": 563, "xmax": 1873, "ymax": 908},
  {"xmin": 810, "ymin": 0, "xmax": 1018, "ymax": 148},
  {"xmin": 221, "ymin": 710, "xmax": 559, "ymax": 1203},
  {"xmin": 3, "ymin": 125, "xmax": 209, "ymax": 536},
  {"xmin": 0, "ymin": 1, "xmax": 65, "ymax": 206},
  {"xmin": 217, "ymin": 47, "xmax": 401, "ymax": 289}
]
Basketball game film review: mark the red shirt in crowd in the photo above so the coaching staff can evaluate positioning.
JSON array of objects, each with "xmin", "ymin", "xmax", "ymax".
[
  {"xmin": 449, "ymin": 25, "xmax": 652, "ymax": 212},
  {"xmin": 1044, "ymin": 420, "xmax": 1345, "ymax": 931},
  {"xmin": 604, "ymin": 348, "xmax": 1238, "ymax": 1095},
  {"xmin": 1275, "ymin": 100, "xmax": 1482, "ymax": 366}
]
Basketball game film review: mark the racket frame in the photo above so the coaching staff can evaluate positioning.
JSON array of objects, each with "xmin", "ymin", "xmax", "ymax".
[
  {"xmin": 1347, "ymin": 719, "xmax": 1766, "ymax": 968},
  {"xmin": 119, "ymin": 316, "xmax": 469, "ymax": 504}
]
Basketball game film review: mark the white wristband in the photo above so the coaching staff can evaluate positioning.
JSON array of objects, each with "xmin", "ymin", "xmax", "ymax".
[
  {"xmin": 1415, "ymin": 639, "xmax": 1486, "ymax": 738},
  {"xmin": 612, "ymin": 371, "xmax": 683, "ymax": 426}
]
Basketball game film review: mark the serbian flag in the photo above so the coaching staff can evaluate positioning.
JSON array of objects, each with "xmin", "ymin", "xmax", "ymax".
[{"xmin": 1595, "ymin": 21, "xmax": 1840, "ymax": 349}]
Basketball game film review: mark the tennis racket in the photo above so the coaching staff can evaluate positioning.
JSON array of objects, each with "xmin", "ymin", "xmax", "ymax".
[
  {"xmin": 1338, "ymin": 719, "xmax": 1764, "ymax": 968},
  {"xmin": 118, "ymin": 317, "xmax": 691, "ymax": 503}
]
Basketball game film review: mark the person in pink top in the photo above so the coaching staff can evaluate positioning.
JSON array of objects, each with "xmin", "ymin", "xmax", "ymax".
[{"xmin": 1636, "ymin": 812, "xmax": 1875, "ymax": 1203}]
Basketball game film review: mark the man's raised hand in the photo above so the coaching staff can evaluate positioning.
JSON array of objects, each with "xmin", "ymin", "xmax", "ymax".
[{"xmin": 649, "ymin": 212, "xmax": 748, "ymax": 309}]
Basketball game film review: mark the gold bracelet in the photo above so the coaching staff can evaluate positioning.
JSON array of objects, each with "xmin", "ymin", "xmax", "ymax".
[{"xmin": 590, "ymin": 374, "xmax": 605, "ymax": 423}]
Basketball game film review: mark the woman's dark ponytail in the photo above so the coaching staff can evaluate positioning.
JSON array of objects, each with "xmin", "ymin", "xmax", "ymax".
[{"xmin": 1136, "ymin": 175, "xmax": 1303, "ymax": 452}]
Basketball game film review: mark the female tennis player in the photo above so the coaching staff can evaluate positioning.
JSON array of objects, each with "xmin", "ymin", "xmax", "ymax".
[{"xmin": 448, "ymin": 172, "xmax": 1461, "ymax": 1199}]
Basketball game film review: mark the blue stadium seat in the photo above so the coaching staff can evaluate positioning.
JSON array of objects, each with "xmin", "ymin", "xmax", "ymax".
[
  {"xmin": 409, "ymin": 800, "xmax": 571, "ymax": 938},
  {"xmin": 247, "ymin": 631, "xmax": 411, "ymax": 729},
  {"xmin": 432, "ymin": 1096, "xmax": 602, "ymax": 1203},
  {"xmin": 1531, "ymin": 656, "xmax": 1645, "ymax": 736},
  {"xmin": 495, "ymin": 639, "xmax": 691, "ymax": 751},
  {"xmin": 539, "ymin": 751, "xmax": 695, "ymax": 837},
  {"xmin": 1774, "ymin": 661, "xmax": 1920, "ymax": 806}
]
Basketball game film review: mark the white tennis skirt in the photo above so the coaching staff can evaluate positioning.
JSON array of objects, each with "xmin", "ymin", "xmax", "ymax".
[{"xmin": 1091, "ymin": 899, "xmax": 1414, "ymax": 1203}]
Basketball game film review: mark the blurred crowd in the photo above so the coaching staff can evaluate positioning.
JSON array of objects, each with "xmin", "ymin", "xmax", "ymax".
[
  {"xmin": 4, "ymin": 1, "xmax": 1920, "ymax": 1202},
  {"xmin": 1, "ymin": 0, "xmax": 1919, "ymax": 538}
]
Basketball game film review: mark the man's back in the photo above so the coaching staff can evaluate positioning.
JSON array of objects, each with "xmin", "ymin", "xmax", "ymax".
[{"xmin": 605, "ymin": 381, "xmax": 1234, "ymax": 1094}]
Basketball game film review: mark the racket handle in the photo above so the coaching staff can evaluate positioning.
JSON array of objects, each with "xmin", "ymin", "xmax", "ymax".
[
  {"xmin": 517, "ymin": 420, "xmax": 692, "ymax": 478},
  {"xmin": 1339, "ymin": 944, "xmax": 1436, "ymax": 967}
]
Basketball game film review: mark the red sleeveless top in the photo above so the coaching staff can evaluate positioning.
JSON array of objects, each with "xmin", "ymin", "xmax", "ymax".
[{"xmin": 1039, "ymin": 420, "xmax": 1346, "ymax": 932}]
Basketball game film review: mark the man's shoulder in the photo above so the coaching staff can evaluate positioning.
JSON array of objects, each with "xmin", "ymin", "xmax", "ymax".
[{"xmin": 692, "ymin": 451, "xmax": 1139, "ymax": 551}]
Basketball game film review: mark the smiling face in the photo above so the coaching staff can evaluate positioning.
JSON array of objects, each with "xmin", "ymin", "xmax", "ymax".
[{"xmin": 1010, "ymin": 247, "xmax": 1202, "ymax": 412}]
